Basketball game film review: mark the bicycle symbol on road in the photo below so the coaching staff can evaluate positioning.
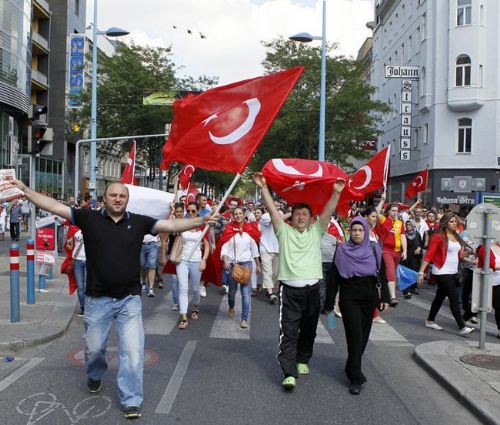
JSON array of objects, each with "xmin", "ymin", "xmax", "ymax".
[{"xmin": 16, "ymin": 392, "xmax": 111, "ymax": 424}]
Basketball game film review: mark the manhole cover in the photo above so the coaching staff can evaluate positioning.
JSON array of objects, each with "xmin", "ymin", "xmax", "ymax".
[{"xmin": 460, "ymin": 354, "xmax": 500, "ymax": 370}]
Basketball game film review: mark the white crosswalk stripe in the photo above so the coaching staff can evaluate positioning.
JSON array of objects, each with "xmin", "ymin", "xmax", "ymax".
[
  {"xmin": 143, "ymin": 301, "xmax": 178, "ymax": 335},
  {"xmin": 369, "ymin": 321, "xmax": 413, "ymax": 347},
  {"xmin": 315, "ymin": 320, "xmax": 335, "ymax": 344},
  {"xmin": 210, "ymin": 292, "xmax": 251, "ymax": 340}
]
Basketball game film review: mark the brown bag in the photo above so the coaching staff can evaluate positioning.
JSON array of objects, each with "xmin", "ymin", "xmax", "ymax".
[
  {"xmin": 61, "ymin": 258, "xmax": 74, "ymax": 275},
  {"xmin": 169, "ymin": 235, "xmax": 184, "ymax": 265},
  {"xmin": 230, "ymin": 236, "xmax": 251, "ymax": 284},
  {"xmin": 232, "ymin": 263, "xmax": 251, "ymax": 285}
]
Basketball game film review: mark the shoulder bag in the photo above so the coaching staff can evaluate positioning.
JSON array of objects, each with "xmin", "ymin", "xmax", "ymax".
[
  {"xmin": 370, "ymin": 241, "xmax": 390, "ymax": 311},
  {"xmin": 231, "ymin": 236, "xmax": 251, "ymax": 285},
  {"xmin": 169, "ymin": 235, "xmax": 184, "ymax": 265},
  {"xmin": 61, "ymin": 240, "xmax": 84, "ymax": 275}
]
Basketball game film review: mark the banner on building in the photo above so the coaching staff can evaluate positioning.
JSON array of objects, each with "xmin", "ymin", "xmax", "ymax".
[{"xmin": 68, "ymin": 34, "xmax": 86, "ymax": 107}]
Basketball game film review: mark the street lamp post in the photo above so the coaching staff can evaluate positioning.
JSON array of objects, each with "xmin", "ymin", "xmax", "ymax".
[
  {"xmin": 89, "ymin": 0, "xmax": 128, "ymax": 206},
  {"xmin": 290, "ymin": 0, "xmax": 327, "ymax": 161}
]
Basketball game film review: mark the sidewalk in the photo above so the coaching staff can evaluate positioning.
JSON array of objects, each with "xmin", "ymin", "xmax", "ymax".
[
  {"xmin": 415, "ymin": 339, "xmax": 500, "ymax": 425},
  {"xmin": 0, "ymin": 250, "xmax": 77, "ymax": 351}
]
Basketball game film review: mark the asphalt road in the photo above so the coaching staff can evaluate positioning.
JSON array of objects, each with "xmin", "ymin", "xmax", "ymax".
[{"xmin": 0, "ymin": 280, "xmax": 494, "ymax": 425}]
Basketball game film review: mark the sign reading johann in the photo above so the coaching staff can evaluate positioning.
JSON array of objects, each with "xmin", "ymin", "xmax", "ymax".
[{"xmin": 385, "ymin": 66, "xmax": 420, "ymax": 79}]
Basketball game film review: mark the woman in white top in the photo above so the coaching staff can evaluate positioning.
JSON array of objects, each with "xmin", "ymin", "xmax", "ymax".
[
  {"xmin": 72, "ymin": 229, "xmax": 87, "ymax": 316},
  {"xmin": 220, "ymin": 207, "xmax": 261, "ymax": 329},
  {"xmin": 176, "ymin": 202, "xmax": 209, "ymax": 330},
  {"xmin": 417, "ymin": 213, "xmax": 474, "ymax": 335},
  {"xmin": 477, "ymin": 241, "xmax": 500, "ymax": 338}
]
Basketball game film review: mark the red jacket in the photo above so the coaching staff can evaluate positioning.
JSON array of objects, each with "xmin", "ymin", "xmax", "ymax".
[
  {"xmin": 423, "ymin": 232, "xmax": 464, "ymax": 270},
  {"xmin": 476, "ymin": 245, "xmax": 496, "ymax": 269}
]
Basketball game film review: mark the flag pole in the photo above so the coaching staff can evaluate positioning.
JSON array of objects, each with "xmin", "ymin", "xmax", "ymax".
[
  {"xmin": 423, "ymin": 167, "xmax": 429, "ymax": 207},
  {"xmin": 185, "ymin": 173, "xmax": 242, "ymax": 260}
]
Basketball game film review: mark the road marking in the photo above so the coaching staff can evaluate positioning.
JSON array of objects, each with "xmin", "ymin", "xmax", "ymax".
[
  {"xmin": 0, "ymin": 357, "xmax": 44, "ymax": 393},
  {"xmin": 315, "ymin": 320, "xmax": 335, "ymax": 344},
  {"xmin": 408, "ymin": 297, "xmax": 499, "ymax": 335},
  {"xmin": 209, "ymin": 292, "xmax": 251, "ymax": 340},
  {"xmin": 143, "ymin": 301, "xmax": 178, "ymax": 335},
  {"xmin": 155, "ymin": 340, "xmax": 197, "ymax": 415},
  {"xmin": 369, "ymin": 322, "xmax": 413, "ymax": 347}
]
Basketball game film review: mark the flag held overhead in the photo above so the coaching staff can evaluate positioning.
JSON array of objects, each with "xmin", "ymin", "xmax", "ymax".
[{"xmin": 160, "ymin": 66, "xmax": 305, "ymax": 174}]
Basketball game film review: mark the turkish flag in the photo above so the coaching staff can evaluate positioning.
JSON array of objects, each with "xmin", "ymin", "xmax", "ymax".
[
  {"xmin": 262, "ymin": 158, "xmax": 351, "ymax": 215},
  {"xmin": 121, "ymin": 141, "xmax": 138, "ymax": 185},
  {"xmin": 327, "ymin": 217, "xmax": 345, "ymax": 242},
  {"xmin": 185, "ymin": 184, "xmax": 200, "ymax": 205},
  {"xmin": 160, "ymin": 67, "xmax": 304, "ymax": 174},
  {"xmin": 337, "ymin": 147, "xmax": 391, "ymax": 216},
  {"xmin": 404, "ymin": 168, "xmax": 428, "ymax": 199},
  {"xmin": 178, "ymin": 164, "xmax": 196, "ymax": 190}
]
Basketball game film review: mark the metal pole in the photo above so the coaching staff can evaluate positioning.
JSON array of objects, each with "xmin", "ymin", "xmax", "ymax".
[
  {"xmin": 89, "ymin": 0, "xmax": 99, "ymax": 207},
  {"xmin": 318, "ymin": 0, "xmax": 326, "ymax": 161},
  {"xmin": 26, "ymin": 239, "xmax": 35, "ymax": 304},
  {"xmin": 74, "ymin": 133, "xmax": 168, "ymax": 199},
  {"xmin": 10, "ymin": 243, "xmax": 20, "ymax": 323},
  {"xmin": 479, "ymin": 209, "xmax": 494, "ymax": 349}
]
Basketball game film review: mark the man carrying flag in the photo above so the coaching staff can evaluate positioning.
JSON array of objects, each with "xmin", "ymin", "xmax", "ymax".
[{"xmin": 253, "ymin": 171, "xmax": 345, "ymax": 391}]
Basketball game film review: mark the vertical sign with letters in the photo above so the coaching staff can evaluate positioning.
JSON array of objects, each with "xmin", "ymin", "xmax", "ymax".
[
  {"xmin": 68, "ymin": 34, "xmax": 86, "ymax": 107},
  {"xmin": 400, "ymin": 80, "xmax": 412, "ymax": 161}
]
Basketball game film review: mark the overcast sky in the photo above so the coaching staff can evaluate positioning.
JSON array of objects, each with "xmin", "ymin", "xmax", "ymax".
[{"xmin": 87, "ymin": 0, "xmax": 375, "ymax": 85}]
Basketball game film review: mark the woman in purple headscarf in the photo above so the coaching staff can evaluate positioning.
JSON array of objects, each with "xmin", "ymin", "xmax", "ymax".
[{"xmin": 327, "ymin": 216, "xmax": 382, "ymax": 395}]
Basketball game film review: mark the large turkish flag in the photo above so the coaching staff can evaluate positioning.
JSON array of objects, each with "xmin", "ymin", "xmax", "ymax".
[{"xmin": 160, "ymin": 67, "xmax": 304, "ymax": 173}]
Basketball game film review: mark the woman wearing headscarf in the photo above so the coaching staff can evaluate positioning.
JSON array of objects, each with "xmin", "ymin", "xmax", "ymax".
[
  {"xmin": 417, "ymin": 212, "xmax": 474, "ymax": 335},
  {"xmin": 327, "ymin": 216, "xmax": 382, "ymax": 395},
  {"xmin": 401, "ymin": 220, "xmax": 423, "ymax": 299}
]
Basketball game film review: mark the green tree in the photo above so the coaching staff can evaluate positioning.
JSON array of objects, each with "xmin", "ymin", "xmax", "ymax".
[{"xmin": 252, "ymin": 37, "xmax": 389, "ymax": 170}]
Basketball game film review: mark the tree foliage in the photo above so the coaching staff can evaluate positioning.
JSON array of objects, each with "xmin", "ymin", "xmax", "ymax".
[{"xmin": 251, "ymin": 37, "xmax": 389, "ymax": 170}]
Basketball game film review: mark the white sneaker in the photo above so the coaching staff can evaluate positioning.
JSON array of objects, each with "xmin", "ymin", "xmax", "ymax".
[
  {"xmin": 425, "ymin": 321, "xmax": 443, "ymax": 330},
  {"xmin": 200, "ymin": 285, "xmax": 207, "ymax": 298},
  {"xmin": 458, "ymin": 326, "xmax": 474, "ymax": 336},
  {"xmin": 223, "ymin": 285, "xmax": 229, "ymax": 294},
  {"xmin": 373, "ymin": 316, "xmax": 386, "ymax": 324},
  {"xmin": 141, "ymin": 284, "xmax": 147, "ymax": 292},
  {"xmin": 171, "ymin": 304, "xmax": 179, "ymax": 311},
  {"xmin": 148, "ymin": 288, "xmax": 155, "ymax": 298},
  {"xmin": 334, "ymin": 309, "xmax": 342, "ymax": 318},
  {"xmin": 470, "ymin": 317, "xmax": 479, "ymax": 325}
]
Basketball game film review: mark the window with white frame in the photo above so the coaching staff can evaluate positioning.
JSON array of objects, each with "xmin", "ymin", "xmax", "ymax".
[
  {"xmin": 456, "ymin": 55, "xmax": 471, "ymax": 86},
  {"xmin": 457, "ymin": 0, "xmax": 472, "ymax": 26},
  {"xmin": 423, "ymin": 123, "xmax": 429, "ymax": 144},
  {"xmin": 457, "ymin": 118, "xmax": 472, "ymax": 153}
]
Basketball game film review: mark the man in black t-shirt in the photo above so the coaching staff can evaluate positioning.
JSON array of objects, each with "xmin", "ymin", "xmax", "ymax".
[{"xmin": 13, "ymin": 181, "xmax": 217, "ymax": 420}]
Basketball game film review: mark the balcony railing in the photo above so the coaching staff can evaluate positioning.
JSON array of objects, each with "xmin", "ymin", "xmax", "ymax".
[
  {"xmin": 31, "ymin": 69, "xmax": 48, "ymax": 88},
  {"xmin": 32, "ymin": 31, "xmax": 49, "ymax": 52}
]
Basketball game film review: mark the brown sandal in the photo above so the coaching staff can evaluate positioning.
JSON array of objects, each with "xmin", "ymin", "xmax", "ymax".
[
  {"xmin": 191, "ymin": 308, "xmax": 200, "ymax": 320},
  {"xmin": 178, "ymin": 319, "xmax": 188, "ymax": 329}
]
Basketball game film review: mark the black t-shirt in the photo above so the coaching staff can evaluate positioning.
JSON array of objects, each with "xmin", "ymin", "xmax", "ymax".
[{"xmin": 72, "ymin": 208, "xmax": 157, "ymax": 298}]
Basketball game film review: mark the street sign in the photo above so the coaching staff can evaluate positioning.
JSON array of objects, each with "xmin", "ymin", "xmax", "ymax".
[
  {"xmin": 400, "ymin": 150, "xmax": 411, "ymax": 161},
  {"xmin": 400, "ymin": 138, "xmax": 411, "ymax": 149},
  {"xmin": 466, "ymin": 203, "xmax": 500, "ymax": 244},
  {"xmin": 36, "ymin": 215, "xmax": 55, "ymax": 229},
  {"xmin": 35, "ymin": 252, "xmax": 55, "ymax": 264},
  {"xmin": 385, "ymin": 66, "xmax": 420, "ymax": 79}
]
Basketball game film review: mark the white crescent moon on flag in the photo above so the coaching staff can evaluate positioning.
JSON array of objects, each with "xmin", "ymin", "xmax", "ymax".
[
  {"xmin": 416, "ymin": 176, "xmax": 423, "ymax": 186},
  {"xmin": 183, "ymin": 165, "xmax": 195, "ymax": 176},
  {"xmin": 350, "ymin": 166, "xmax": 372, "ymax": 190},
  {"xmin": 271, "ymin": 159, "xmax": 323, "ymax": 177},
  {"xmin": 204, "ymin": 98, "xmax": 261, "ymax": 145},
  {"xmin": 127, "ymin": 158, "xmax": 133, "ymax": 166}
]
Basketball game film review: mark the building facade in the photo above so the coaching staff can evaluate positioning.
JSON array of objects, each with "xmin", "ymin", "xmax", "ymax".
[{"xmin": 370, "ymin": 0, "xmax": 499, "ymax": 208}]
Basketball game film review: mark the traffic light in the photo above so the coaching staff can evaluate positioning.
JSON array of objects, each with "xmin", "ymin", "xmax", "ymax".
[
  {"xmin": 29, "ymin": 104, "xmax": 53, "ymax": 155},
  {"xmin": 32, "ymin": 124, "xmax": 48, "ymax": 154}
]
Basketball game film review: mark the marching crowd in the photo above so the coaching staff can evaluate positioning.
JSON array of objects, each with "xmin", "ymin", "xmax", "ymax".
[{"xmin": 11, "ymin": 177, "xmax": 500, "ymax": 419}]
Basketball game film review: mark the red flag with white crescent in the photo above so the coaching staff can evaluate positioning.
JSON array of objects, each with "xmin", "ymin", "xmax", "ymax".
[
  {"xmin": 120, "ymin": 141, "xmax": 138, "ymax": 185},
  {"xmin": 337, "ymin": 147, "xmax": 391, "ymax": 216},
  {"xmin": 160, "ymin": 67, "xmax": 304, "ymax": 174},
  {"xmin": 262, "ymin": 158, "xmax": 352, "ymax": 215},
  {"xmin": 185, "ymin": 184, "xmax": 200, "ymax": 205},
  {"xmin": 404, "ymin": 168, "xmax": 428, "ymax": 199},
  {"xmin": 327, "ymin": 217, "xmax": 345, "ymax": 242},
  {"xmin": 179, "ymin": 164, "xmax": 196, "ymax": 190}
]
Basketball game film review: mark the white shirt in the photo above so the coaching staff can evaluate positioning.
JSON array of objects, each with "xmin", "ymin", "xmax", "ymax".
[
  {"xmin": 143, "ymin": 234, "xmax": 159, "ymax": 244},
  {"xmin": 72, "ymin": 230, "xmax": 86, "ymax": 261},
  {"xmin": 320, "ymin": 233, "xmax": 338, "ymax": 263},
  {"xmin": 259, "ymin": 213, "xmax": 279, "ymax": 253},
  {"xmin": 432, "ymin": 240, "xmax": 460, "ymax": 275},
  {"xmin": 180, "ymin": 230, "xmax": 203, "ymax": 262},
  {"xmin": 221, "ymin": 232, "xmax": 259, "ymax": 263}
]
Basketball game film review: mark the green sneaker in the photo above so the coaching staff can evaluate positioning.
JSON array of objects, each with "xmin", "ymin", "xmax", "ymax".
[
  {"xmin": 297, "ymin": 363, "xmax": 310, "ymax": 375},
  {"xmin": 282, "ymin": 376, "xmax": 296, "ymax": 390}
]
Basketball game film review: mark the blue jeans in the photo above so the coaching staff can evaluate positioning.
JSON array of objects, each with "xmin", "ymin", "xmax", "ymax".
[
  {"xmin": 73, "ymin": 259, "xmax": 87, "ymax": 310},
  {"xmin": 84, "ymin": 295, "xmax": 144, "ymax": 408},
  {"xmin": 176, "ymin": 261, "xmax": 201, "ymax": 315},
  {"xmin": 168, "ymin": 273, "xmax": 179, "ymax": 305},
  {"xmin": 227, "ymin": 262, "xmax": 253, "ymax": 321}
]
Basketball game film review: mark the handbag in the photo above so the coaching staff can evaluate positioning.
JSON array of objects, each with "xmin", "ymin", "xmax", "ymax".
[
  {"xmin": 231, "ymin": 236, "xmax": 251, "ymax": 285},
  {"xmin": 61, "ymin": 239, "xmax": 84, "ymax": 275},
  {"xmin": 169, "ymin": 235, "xmax": 184, "ymax": 265},
  {"xmin": 370, "ymin": 241, "xmax": 390, "ymax": 311}
]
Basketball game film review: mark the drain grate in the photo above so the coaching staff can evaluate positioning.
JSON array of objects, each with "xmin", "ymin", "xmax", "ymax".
[{"xmin": 460, "ymin": 354, "xmax": 500, "ymax": 371}]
